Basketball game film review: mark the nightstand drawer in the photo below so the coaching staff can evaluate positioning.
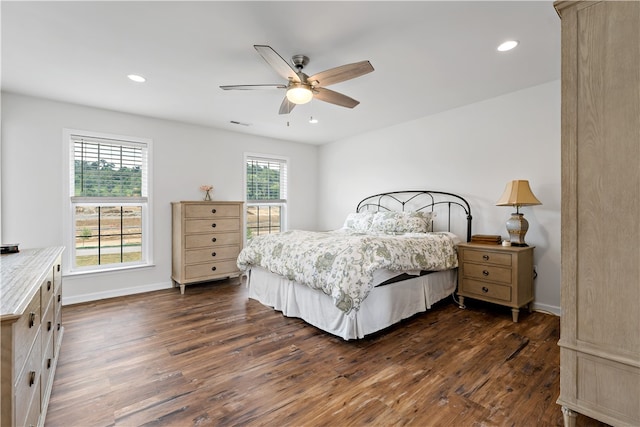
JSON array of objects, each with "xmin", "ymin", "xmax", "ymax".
[
  {"xmin": 463, "ymin": 263, "xmax": 512, "ymax": 284},
  {"xmin": 185, "ymin": 246, "xmax": 240, "ymax": 264},
  {"xmin": 462, "ymin": 249, "xmax": 512, "ymax": 266},
  {"xmin": 461, "ymin": 279, "xmax": 512, "ymax": 302},
  {"xmin": 185, "ymin": 203, "xmax": 240, "ymax": 218}
]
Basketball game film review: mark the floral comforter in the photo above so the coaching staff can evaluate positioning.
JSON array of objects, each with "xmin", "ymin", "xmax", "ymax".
[{"xmin": 237, "ymin": 229, "xmax": 458, "ymax": 313}]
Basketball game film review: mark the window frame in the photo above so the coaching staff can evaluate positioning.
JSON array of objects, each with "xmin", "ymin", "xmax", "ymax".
[
  {"xmin": 243, "ymin": 153, "xmax": 288, "ymax": 243},
  {"xmin": 62, "ymin": 128, "xmax": 154, "ymax": 275}
]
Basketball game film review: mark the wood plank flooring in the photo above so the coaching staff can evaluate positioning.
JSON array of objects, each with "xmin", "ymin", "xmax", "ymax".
[{"xmin": 46, "ymin": 280, "xmax": 608, "ymax": 427}]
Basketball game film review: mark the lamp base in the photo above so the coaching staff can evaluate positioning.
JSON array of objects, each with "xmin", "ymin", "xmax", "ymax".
[{"xmin": 505, "ymin": 213, "xmax": 529, "ymax": 247}]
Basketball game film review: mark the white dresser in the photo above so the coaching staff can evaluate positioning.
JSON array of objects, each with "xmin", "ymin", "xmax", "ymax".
[
  {"xmin": 1, "ymin": 247, "xmax": 64, "ymax": 427},
  {"xmin": 171, "ymin": 201, "xmax": 243, "ymax": 294}
]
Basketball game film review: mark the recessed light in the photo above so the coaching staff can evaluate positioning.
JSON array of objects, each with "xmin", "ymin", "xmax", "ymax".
[
  {"xmin": 309, "ymin": 116, "xmax": 318, "ymax": 124},
  {"xmin": 497, "ymin": 40, "xmax": 519, "ymax": 52},
  {"xmin": 127, "ymin": 74, "xmax": 146, "ymax": 83}
]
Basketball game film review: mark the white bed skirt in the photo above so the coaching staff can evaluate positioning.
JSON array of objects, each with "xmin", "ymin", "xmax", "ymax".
[{"xmin": 246, "ymin": 267, "xmax": 457, "ymax": 340}]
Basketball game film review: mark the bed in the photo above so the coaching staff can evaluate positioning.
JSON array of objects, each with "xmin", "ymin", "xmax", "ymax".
[{"xmin": 237, "ymin": 190, "xmax": 472, "ymax": 340}]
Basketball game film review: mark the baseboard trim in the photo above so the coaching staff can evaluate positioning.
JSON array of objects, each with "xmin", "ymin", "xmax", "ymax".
[
  {"xmin": 62, "ymin": 281, "xmax": 174, "ymax": 305},
  {"xmin": 532, "ymin": 301, "xmax": 561, "ymax": 316}
]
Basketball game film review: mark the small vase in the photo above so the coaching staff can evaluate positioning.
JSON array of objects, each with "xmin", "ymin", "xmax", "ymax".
[{"xmin": 204, "ymin": 190, "xmax": 211, "ymax": 201}]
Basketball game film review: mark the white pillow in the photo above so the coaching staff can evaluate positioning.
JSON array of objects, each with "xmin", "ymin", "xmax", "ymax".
[{"xmin": 342, "ymin": 212, "xmax": 375, "ymax": 232}]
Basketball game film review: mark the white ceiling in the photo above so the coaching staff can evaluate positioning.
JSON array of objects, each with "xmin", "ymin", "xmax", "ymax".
[{"xmin": 1, "ymin": 1, "xmax": 560, "ymax": 145}]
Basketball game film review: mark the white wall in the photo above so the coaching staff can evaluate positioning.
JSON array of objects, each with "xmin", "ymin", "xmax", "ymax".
[
  {"xmin": 318, "ymin": 81, "xmax": 561, "ymax": 314},
  {"xmin": 1, "ymin": 92, "xmax": 318, "ymax": 303}
]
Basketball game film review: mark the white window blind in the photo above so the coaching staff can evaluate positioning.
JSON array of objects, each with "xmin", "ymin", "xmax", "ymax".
[
  {"xmin": 246, "ymin": 156, "xmax": 287, "ymax": 203},
  {"xmin": 71, "ymin": 136, "xmax": 148, "ymax": 201}
]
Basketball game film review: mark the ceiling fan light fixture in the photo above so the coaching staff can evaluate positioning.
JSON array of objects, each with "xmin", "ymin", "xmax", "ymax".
[{"xmin": 286, "ymin": 84, "xmax": 313, "ymax": 104}]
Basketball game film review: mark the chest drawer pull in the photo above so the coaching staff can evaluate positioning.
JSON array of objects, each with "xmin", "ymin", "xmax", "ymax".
[
  {"xmin": 57, "ymin": 323, "xmax": 61, "ymax": 331},
  {"xmin": 483, "ymin": 255, "xmax": 490, "ymax": 260},
  {"xmin": 57, "ymin": 294, "xmax": 61, "ymax": 303},
  {"xmin": 211, "ymin": 252, "xmax": 217, "ymax": 257},
  {"xmin": 482, "ymin": 270, "xmax": 489, "ymax": 276},
  {"xmin": 212, "ymin": 237, "xmax": 217, "ymax": 242},
  {"xmin": 211, "ymin": 223, "xmax": 217, "ymax": 228},
  {"xmin": 211, "ymin": 208, "xmax": 217, "ymax": 214},
  {"xmin": 28, "ymin": 371, "xmax": 36, "ymax": 387},
  {"xmin": 29, "ymin": 312, "xmax": 36, "ymax": 328},
  {"xmin": 47, "ymin": 280, "xmax": 52, "ymax": 291},
  {"xmin": 211, "ymin": 266, "xmax": 217, "ymax": 271},
  {"xmin": 482, "ymin": 286, "xmax": 489, "ymax": 293},
  {"xmin": 47, "ymin": 358, "xmax": 53, "ymax": 369},
  {"xmin": 47, "ymin": 321, "xmax": 52, "ymax": 331}
]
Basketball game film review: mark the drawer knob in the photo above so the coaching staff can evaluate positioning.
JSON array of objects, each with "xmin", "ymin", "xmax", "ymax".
[
  {"xmin": 211, "ymin": 223, "xmax": 217, "ymax": 228},
  {"xmin": 482, "ymin": 255, "xmax": 490, "ymax": 260},
  {"xmin": 28, "ymin": 371, "xmax": 36, "ymax": 387},
  {"xmin": 211, "ymin": 266, "xmax": 217, "ymax": 271},
  {"xmin": 29, "ymin": 312, "xmax": 36, "ymax": 328},
  {"xmin": 57, "ymin": 323, "xmax": 61, "ymax": 331},
  {"xmin": 211, "ymin": 237, "xmax": 217, "ymax": 242},
  {"xmin": 482, "ymin": 286, "xmax": 489, "ymax": 293},
  {"xmin": 58, "ymin": 294, "xmax": 61, "ymax": 303},
  {"xmin": 211, "ymin": 208, "xmax": 217, "ymax": 214},
  {"xmin": 211, "ymin": 252, "xmax": 217, "ymax": 257},
  {"xmin": 482, "ymin": 270, "xmax": 489, "ymax": 276},
  {"xmin": 47, "ymin": 321, "xmax": 52, "ymax": 331},
  {"xmin": 47, "ymin": 358, "xmax": 53, "ymax": 369},
  {"xmin": 47, "ymin": 280, "xmax": 52, "ymax": 291}
]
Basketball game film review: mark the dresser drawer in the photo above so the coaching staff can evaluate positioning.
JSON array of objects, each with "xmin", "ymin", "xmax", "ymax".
[
  {"xmin": 14, "ymin": 292, "xmax": 41, "ymax": 379},
  {"xmin": 40, "ymin": 270, "xmax": 55, "ymax": 313},
  {"xmin": 462, "ymin": 248, "xmax": 512, "ymax": 267},
  {"xmin": 185, "ymin": 218, "xmax": 240, "ymax": 234},
  {"xmin": 185, "ymin": 246, "xmax": 241, "ymax": 264},
  {"xmin": 185, "ymin": 203, "xmax": 240, "ymax": 218},
  {"xmin": 185, "ymin": 260, "xmax": 240, "ymax": 280},
  {"xmin": 15, "ymin": 329, "xmax": 42, "ymax": 427},
  {"xmin": 463, "ymin": 263, "xmax": 512, "ymax": 284},
  {"xmin": 185, "ymin": 232, "xmax": 241, "ymax": 249},
  {"xmin": 461, "ymin": 279, "xmax": 512, "ymax": 302}
]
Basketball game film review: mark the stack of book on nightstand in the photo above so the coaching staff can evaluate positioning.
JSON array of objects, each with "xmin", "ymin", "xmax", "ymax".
[{"xmin": 470, "ymin": 234, "xmax": 502, "ymax": 245}]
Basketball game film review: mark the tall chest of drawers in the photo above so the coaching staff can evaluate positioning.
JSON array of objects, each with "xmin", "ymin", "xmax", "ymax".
[
  {"xmin": 457, "ymin": 242, "xmax": 534, "ymax": 322},
  {"xmin": 1, "ymin": 247, "xmax": 64, "ymax": 427},
  {"xmin": 172, "ymin": 201, "xmax": 243, "ymax": 294}
]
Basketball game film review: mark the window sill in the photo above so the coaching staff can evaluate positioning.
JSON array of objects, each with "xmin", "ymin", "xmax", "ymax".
[{"xmin": 64, "ymin": 262, "xmax": 155, "ymax": 278}]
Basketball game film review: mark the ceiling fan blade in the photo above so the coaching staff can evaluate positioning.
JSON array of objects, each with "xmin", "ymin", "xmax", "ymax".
[
  {"xmin": 254, "ymin": 45, "xmax": 300, "ymax": 83},
  {"xmin": 279, "ymin": 97, "xmax": 296, "ymax": 115},
  {"xmin": 313, "ymin": 87, "xmax": 360, "ymax": 108},
  {"xmin": 220, "ymin": 84, "xmax": 286, "ymax": 90},
  {"xmin": 308, "ymin": 61, "xmax": 374, "ymax": 87}
]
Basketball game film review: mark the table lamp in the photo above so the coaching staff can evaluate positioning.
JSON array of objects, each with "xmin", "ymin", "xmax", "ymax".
[{"xmin": 496, "ymin": 180, "xmax": 542, "ymax": 246}]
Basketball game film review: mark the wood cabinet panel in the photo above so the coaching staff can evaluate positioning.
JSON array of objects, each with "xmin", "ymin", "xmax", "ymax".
[{"xmin": 555, "ymin": 1, "xmax": 640, "ymax": 425}]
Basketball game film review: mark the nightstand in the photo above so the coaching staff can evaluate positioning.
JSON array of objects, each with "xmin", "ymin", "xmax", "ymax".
[{"xmin": 457, "ymin": 242, "xmax": 534, "ymax": 322}]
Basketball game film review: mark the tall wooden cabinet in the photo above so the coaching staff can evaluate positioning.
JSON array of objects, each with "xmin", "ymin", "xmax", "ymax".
[
  {"xmin": 554, "ymin": 2, "xmax": 640, "ymax": 426},
  {"xmin": 171, "ymin": 201, "xmax": 243, "ymax": 294}
]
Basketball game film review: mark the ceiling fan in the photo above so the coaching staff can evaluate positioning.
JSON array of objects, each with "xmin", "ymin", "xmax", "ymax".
[{"xmin": 220, "ymin": 45, "xmax": 374, "ymax": 115}]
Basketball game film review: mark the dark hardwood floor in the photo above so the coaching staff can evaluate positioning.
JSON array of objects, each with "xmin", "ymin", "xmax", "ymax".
[{"xmin": 46, "ymin": 279, "xmax": 607, "ymax": 427}]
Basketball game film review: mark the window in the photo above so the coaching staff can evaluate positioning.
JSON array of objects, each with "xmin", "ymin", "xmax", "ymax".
[
  {"xmin": 64, "ymin": 129, "xmax": 152, "ymax": 273},
  {"xmin": 245, "ymin": 154, "xmax": 287, "ymax": 241}
]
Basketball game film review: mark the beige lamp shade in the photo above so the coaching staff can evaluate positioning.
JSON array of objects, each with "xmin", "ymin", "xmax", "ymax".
[{"xmin": 496, "ymin": 180, "xmax": 542, "ymax": 207}]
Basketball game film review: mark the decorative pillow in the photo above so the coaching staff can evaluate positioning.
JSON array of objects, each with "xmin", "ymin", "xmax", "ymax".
[
  {"xmin": 342, "ymin": 212, "xmax": 375, "ymax": 232},
  {"xmin": 370, "ymin": 211, "xmax": 436, "ymax": 234}
]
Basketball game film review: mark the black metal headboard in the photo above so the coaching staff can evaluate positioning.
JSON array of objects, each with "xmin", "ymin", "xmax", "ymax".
[{"xmin": 356, "ymin": 190, "xmax": 472, "ymax": 242}]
